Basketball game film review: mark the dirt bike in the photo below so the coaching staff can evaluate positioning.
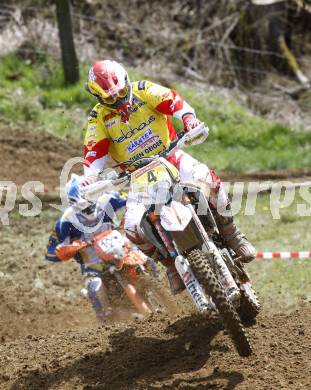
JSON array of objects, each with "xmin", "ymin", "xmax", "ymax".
[
  {"xmin": 84, "ymin": 124, "xmax": 259, "ymax": 357},
  {"xmin": 74, "ymin": 229, "xmax": 170, "ymax": 318}
]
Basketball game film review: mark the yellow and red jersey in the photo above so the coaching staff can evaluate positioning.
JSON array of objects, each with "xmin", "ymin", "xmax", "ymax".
[{"xmin": 83, "ymin": 80, "xmax": 195, "ymax": 174}]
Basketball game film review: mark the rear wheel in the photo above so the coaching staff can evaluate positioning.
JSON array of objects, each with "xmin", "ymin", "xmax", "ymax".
[{"xmin": 188, "ymin": 249, "xmax": 253, "ymax": 357}]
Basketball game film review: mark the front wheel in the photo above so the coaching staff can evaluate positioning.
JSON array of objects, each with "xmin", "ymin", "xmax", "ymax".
[
  {"xmin": 188, "ymin": 249, "xmax": 253, "ymax": 357},
  {"xmin": 137, "ymin": 275, "xmax": 178, "ymax": 314},
  {"xmin": 237, "ymin": 281, "xmax": 260, "ymax": 323}
]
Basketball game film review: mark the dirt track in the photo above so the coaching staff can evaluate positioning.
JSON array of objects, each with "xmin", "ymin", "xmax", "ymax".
[
  {"xmin": 1, "ymin": 125, "xmax": 311, "ymax": 389},
  {"xmin": 1, "ymin": 125, "xmax": 310, "ymax": 190},
  {"xmin": 0, "ymin": 307, "xmax": 310, "ymax": 390},
  {"xmin": 0, "ymin": 126, "xmax": 81, "ymax": 191}
]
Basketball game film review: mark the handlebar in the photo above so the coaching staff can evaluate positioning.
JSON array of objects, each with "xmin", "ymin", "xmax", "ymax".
[{"xmin": 88, "ymin": 128, "xmax": 196, "ymax": 194}]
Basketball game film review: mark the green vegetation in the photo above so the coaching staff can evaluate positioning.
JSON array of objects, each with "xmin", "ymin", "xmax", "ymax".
[
  {"xmin": 0, "ymin": 53, "xmax": 310, "ymax": 172},
  {"xmin": 177, "ymin": 86, "xmax": 311, "ymax": 172},
  {"xmin": 0, "ymin": 53, "xmax": 92, "ymax": 138},
  {"xmin": 236, "ymin": 190, "xmax": 311, "ymax": 311}
]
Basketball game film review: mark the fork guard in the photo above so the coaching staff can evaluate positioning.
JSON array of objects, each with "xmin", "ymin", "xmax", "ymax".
[{"xmin": 175, "ymin": 255, "xmax": 215, "ymax": 312}]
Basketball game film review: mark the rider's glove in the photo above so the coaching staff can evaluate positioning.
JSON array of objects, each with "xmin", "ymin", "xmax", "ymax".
[
  {"xmin": 56, "ymin": 240, "xmax": 87, "ymax": 261},
  {"xmin": 182, "ymin": 113, "xmax": 200, "ymax": 132},
  {"xmin": 81, "ymin": 175, "xmax": 98, "ymax": 187},
  {"xmin": 177, "ymin": 123, "xmax": 209, "ymax": 149}
]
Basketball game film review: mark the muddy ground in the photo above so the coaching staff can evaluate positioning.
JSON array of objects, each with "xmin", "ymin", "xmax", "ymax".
[{"xmin": 0, "ymin": 125, "xmax": 311, "ymax": 389}]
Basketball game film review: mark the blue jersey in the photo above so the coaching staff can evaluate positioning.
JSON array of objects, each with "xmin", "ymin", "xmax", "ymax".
[{"xmin": 45, "ymin": 192, "xmax": 126, "ymax": 274}]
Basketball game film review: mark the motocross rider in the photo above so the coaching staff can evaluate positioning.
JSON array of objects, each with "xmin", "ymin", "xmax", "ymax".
[
  {"xmin": 45, "ymin": 174, "xmax": 127, "ymax": 322},
  {"xmin": 83, "ymin": 60, "xmax": 256, "ymax": 294}
]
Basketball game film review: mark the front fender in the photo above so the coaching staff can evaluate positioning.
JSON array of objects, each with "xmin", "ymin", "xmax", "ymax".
[{"xmin": 160, "ymin": 201, "xmax": 192, "ymax": 231}]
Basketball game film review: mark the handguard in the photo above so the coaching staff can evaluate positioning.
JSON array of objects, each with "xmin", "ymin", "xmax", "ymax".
[
  {"xmin": 83, "ymin": 171, "xmax": 127, "ymax": 202},
  {"xmin": 83, "ymin": 179, "xmax": 114, "ymax": 201},
  {"xmin": 177, "ymin": 122, "xmax": 209, "ymax": 149},
  {"xmin": 56, "ymin": 240, "xmax": 88, "ymax": 261}
]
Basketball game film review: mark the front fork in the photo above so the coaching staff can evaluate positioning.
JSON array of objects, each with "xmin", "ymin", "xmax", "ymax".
[
  {"xmin": 148, "ymin": 212, "xmax": 214, "ymax": 312},
  {"xmin": 148, "ymin": 203, "xmax": 240, "ymax": 307},
  {"xmin": 175, "ymin": 255, "xmax": 215, "ymax": 312},
  {"xmin": 185, "ymin": 203, "xmax": 240, "ymax": 303}
]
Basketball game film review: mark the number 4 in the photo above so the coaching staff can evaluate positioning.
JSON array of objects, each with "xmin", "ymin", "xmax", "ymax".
[{"xmin": 147, "ymin": 171, "xmax": 157, "ymax": 183}]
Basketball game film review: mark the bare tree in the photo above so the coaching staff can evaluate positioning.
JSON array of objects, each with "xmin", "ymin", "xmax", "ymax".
[{"xmin": 55, "ymin": 0, "xmax": 79, "ymax": 84}]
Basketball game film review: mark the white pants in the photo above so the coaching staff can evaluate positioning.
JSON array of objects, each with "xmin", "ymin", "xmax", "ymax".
[
  {"xmin": 81, "ymin": 276, "xmax": 110, "ymax": 319},
  {"xmin": 124, "ymin": 149, "xmax": 228, "ymax": 246}
]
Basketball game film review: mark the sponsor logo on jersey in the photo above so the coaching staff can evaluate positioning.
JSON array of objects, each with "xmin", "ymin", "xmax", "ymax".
[
  {"xmin": 130, "ymin": 142, "xmax": 163, "ymax": 168},
  {"xmin": 105, "ymin": 118, "xmax": 118, "ymax": 128},
  {"xmin": 127, "ymin": 128, "xmax": 160, "ymax": 154},
  {"xmin": 86, "ymin": 140, "xmax": 96, "ymax": 148},
  {"xmin": 128, "ymin": 152, "xmax": 144, "ymax": 164},
  {"xmin": 128, "ymin": 96, "xmax": 146, "ymax": 114},
  {"xmin": 125, "ymin": 139, "xmax": 163, "ymax": 168},
  {"xmin": 86, "ymin": 132, "xmax": 96, "ymax": 139},
  {"xmin": 111, "ymin": 115, "xmax": 156, "ymax": 143},
  {"xmin": 89, "ymin": 110, "xmax": 98, "ymax": 118},
  {"xmin": 138, "ymin": 80, "xmax": 146, "ymax": 90},
  {"xmin": 144, "ymin": 139, "xmax": 162, "ymax": 154}
]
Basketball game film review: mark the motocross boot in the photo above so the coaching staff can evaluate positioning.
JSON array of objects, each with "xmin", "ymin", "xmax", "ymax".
[
  {"xmin": 83, "ymin": 276, "xmax": 113, "ymax": 322},
  {"xmin": 160, "ymin": 257, "xmax": 186, "ymax": 295},
  {"xmin": 126, "ymin": 231, "xmax": 185, "ymax": 295},
  {"xmin": 166, "ymin": 266, "xmax": 186, "ymax": 295},
  {"xmin": 213, "ymin": 205, "xmax": 256, "ymax": 263}
]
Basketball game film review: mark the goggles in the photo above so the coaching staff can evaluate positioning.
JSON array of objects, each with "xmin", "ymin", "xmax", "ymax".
[
  {"xmin": 83, "ymin": 203, "xmax": 96, "ymax": 215},
  {"xmin": 72, "ymin": 198, "xmax": 95, "ymax": 214},
  {"xmin": 99, "ymin": 86, "xmax": 129, "ymax": 105}
]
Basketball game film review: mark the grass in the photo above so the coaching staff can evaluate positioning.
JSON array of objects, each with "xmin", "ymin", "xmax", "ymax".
[
  {"xmin": 0, "ymin": 53, "xmax": 93, "ymax": 138},
  {"xmin": 176, "ymin": 85, "xmax": 311, "ymax": 172},
  {"xmin": 236, "ymin": 190, "xmax": 311, "ymax": 311},
  {"xmin": 0, "ymin": 53, "xmax": 310, "ymax": 172}
]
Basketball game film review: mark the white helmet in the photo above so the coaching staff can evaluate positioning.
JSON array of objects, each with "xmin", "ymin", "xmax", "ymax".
[{"xmin": 66, "ymin": 174, "xmax": 97, "ymax": 221}]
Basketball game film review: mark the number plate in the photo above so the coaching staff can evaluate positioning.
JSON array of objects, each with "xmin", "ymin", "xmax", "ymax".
[{"xmin": 130, "ymin": 158, "xmax": 179, "ymax": 193}]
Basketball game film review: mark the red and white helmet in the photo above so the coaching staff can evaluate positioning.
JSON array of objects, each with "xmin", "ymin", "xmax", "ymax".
[{"xmin": 86, "ymin": 60, "xmax": 132, "ymax": 108}]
